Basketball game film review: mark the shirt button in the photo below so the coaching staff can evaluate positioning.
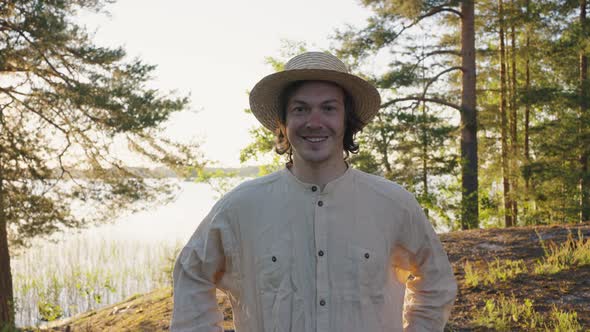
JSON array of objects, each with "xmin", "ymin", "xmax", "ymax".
[
  {"xmin": 317, "ymin": 201, "xmax": 323, "ymax": 207},
  {"xmin": 311, "ymin": 186, "xmax": 318, "ymax": 192},
  {"xmin": 271, "ymin": 256, "xmax": 277, "ymax": 262},
  {"xmin": 319, "ymin": 299, "xmax": 326, "ymax": 306},
  {"xmin": 318, "ymin": 250, "xmax": 324, "ymax": 257},
  {"xmin": 364, "ymin": 253, "xmax": 370, "ymax": 259}
]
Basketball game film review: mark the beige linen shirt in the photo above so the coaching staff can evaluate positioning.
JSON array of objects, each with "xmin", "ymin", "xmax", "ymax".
[{"xmin": 172, "ymin": 167, "xmax": 457, "ymax": 332}]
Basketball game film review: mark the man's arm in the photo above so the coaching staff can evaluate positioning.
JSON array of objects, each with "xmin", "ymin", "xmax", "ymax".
[
  {"xmin": 393, "ymin": 198, "xmax": 458, "ymax": 332},
  {"xmin": 171, "ymin": 210, "xmax": 229, "ymax": 332}
]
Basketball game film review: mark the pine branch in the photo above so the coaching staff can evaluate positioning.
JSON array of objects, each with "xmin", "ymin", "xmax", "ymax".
[
  {"xmin": 382, "ymin": 96, "xmax": 462, "ymax": 112},
  {"xmin": 2, "ymin": 89, "xmax": 69, "ymax": 134},
  {"xmin": 421, "ymin": 66, "xmax": 464, "ymax": 98}
]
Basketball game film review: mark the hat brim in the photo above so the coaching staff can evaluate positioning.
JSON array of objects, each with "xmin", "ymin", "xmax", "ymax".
[{"xmin": 249, "ymin": 69, "xmax": 381, "ymax": 132}]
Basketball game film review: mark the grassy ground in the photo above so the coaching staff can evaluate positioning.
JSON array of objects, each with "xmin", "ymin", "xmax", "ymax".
[
  {"xmin": 29, "ymin": 289, "xmax": 233, "ymax": 332},
  {"xmin": 31, "ymin": 222, "xmax": 590, "ymax": 331},
  {"xmin": 444, "ymin": 222, "xmax": 590, "ymax": 331}
]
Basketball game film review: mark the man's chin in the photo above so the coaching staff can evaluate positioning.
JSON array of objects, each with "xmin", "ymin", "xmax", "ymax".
[{"xmin": 295, "ymin": 152, "xmax": 332, "ymax": 165}]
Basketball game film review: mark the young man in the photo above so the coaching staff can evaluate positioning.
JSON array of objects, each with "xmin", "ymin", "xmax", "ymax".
[{"xmin": 172, "ymin": 52, "xmax": 457, "ymax": 332}]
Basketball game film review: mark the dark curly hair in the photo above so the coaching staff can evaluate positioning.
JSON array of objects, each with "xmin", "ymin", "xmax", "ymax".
[{"xmin": 274, "ymin": 80, "xmax": 364, "ymax": 166}]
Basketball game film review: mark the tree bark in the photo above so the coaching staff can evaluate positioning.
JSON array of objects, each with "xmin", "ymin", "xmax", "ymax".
[
  {"xmin": 421, "ymin": 100, "xmax": 430, "ymax": 220},
  {"xmin": 510, "ymin": 1, "xmax": 519, "ymax": 225},
  {"xmin": 0, "ymin": 197, "xmax": 14, "ymax": 330},
  {"xmin": 524, "ymin": 0, "xmax": 531, "ymax": 223},
  {"xmin": 0, "ymin": 109, "xmax": 15, "ymax": 328},
  {"xmin": 378, "ymin": 124, "xmax": 393, "ymax": 179},
  {"xmin": 460, "ymin": 0, "xmax": 479, "ymax": 229},
  {"xmin": 580, "ymin": 0, "xmax": 589, "ymax": 222},
  {"xmin": 499, "ymin": 0, "xmax": 514, "ymax": 227}
]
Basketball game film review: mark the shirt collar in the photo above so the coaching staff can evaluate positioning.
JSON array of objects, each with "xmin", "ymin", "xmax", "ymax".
[{"xmin": 281, "ymin": 164, "xmax": 354, "ymax": 194}]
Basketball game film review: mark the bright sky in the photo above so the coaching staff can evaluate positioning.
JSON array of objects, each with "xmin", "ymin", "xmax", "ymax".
[{"xmin": 78, "ymin": 0, "xmax": 373, "ymax": 167}]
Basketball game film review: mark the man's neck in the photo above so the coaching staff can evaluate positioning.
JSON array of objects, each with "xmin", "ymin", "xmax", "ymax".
[{"xmin": 289, "ymin": 158, "xmax": 348, "ymax": 190}]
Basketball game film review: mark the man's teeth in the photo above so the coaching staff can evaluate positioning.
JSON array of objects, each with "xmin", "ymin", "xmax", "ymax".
[{"xmin": 304, "ymin": 137, "xmax": 327, "ymax": 142}]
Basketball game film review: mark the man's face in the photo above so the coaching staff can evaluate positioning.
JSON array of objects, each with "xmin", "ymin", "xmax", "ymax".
[{"xmin": 285, "ymin": 81, "xmax": 346, "ymax": 168}]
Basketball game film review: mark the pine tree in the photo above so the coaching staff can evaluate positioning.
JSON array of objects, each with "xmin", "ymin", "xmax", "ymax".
[
  {"xmin": 0, "ymin": 1, "xmax": 200, "ymax": 327},
  {"xmin": 335, "ymin": 0, "xmax": 478, "ymax": 229},
  {"xmin": 578, "ymin": 0, "xmax": 589, "ymax": 222}
]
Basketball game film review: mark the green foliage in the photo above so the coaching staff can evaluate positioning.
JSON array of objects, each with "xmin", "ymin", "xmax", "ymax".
[
  {"xmin": 473, "ymin": 295, "xmax": 545, "ymax": 331},
  {"xmin": 256, "ymin": 159, "xmax": 283, "ymax": 177},
  {"xmin": 239, "ymin": 126, "xmax": 277, "ymax": 164},
  {"xmin": 534, "ymin": 229, "xmax": 590, "ymax": 275},
  {"xmin": 463, "ymin": 261, "xmax": 479, "ymax": 288},
  {"xmin": 195, "ymin": 168, "xmax": 240, "ymax": 199},
  {"xmin": 463, "ymin": 258, "xmax": 527, "ymax": 288},
  {"xmin": 37, "ymin": 301, "xmax": 63, "ymax": 322},
  {"xmin": 550, "ymin": 306, "xmax": 583, "ymax": 332},
  {"xmin": 348, "ymin": 150, "xmax": 381, "ymax": 175},
  {"xmin": 31, "ymin": 270, "xmax": 65, "ymax": 322},
  {"xmin": 473, "ymin": 295, "xmax": 582, "ymax": 331},
  {"xmin": 378, "ymin": 63, "xmax": 420, "ymax": 88}
]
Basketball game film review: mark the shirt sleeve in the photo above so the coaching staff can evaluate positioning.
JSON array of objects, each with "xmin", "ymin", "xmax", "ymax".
[
  {"xmin": 393, "ymin": 197, "xmax": 458, "ymax": 332},
  {"xmin": 171, "ymin": 206, "xmax": 233, "ymax": 332}
]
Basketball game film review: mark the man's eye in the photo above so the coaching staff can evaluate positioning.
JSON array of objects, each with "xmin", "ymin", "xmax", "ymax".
[{"xmin": 293, "ymin": 107, "xmax": 305, "ymax": 113}]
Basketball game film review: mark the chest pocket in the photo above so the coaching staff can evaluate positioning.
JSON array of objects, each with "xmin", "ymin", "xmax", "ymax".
[
  {"xmin": 348, "ymin": 244, "xmax": 385, "ymax": 295},
  {"xmin": 255, "ymin": 246, "xmax": 292, "ymax": 292},
  {"xmin": 255, "ymin": 243, "xmax": 303, "ymax": 332}
]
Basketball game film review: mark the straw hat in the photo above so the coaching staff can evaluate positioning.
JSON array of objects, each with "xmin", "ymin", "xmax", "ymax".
[{"xmin": 249, "ymin": 52, "xmax": 381, "ymax": 132}]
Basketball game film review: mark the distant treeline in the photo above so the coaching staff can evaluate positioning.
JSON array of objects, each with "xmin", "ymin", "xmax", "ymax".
[{"xmin": 48, "ymin": 166, "xmax": 260, "ymax": 179}]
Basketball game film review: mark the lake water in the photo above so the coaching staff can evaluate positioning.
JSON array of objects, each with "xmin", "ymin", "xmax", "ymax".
[
  {"xmin": 11, "ymin": 180, "xmax": 234, "ymax": 327},
  {"xmin": 86, "ymin": 181, "xmax": 221, "ymax": 245}
]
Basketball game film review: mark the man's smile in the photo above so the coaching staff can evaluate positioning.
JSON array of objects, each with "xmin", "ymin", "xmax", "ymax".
[{"xmin": 302, "ymin": 136, "xmax": 329, "ymax": 143}]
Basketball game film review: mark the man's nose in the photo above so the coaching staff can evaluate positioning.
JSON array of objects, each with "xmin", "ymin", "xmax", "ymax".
[{"xmin": 305, "ymin": 109, "xmax": 323, "ymax": 129}]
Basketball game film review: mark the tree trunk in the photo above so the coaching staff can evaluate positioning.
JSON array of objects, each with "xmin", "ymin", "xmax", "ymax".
[
  {"xmin": 510, "ymin": 2, "xmax": 519, "ymax": 225},
  {"xmin": 499, "ymin": 0, "xmax": 513, "ymax": 227},
  {"xmin": 460, "ymin": 0, "xmax": 479, "ymax": 229},
  {"xmin": 378, "ymin": 124, "xmax": 393, "ymax": 179},
  {"xmin": 0, "ymin": 114, "xmax": 15, "ymax": 329},
  {"xmin": 580, "ymin": 0, "xmax": 589, "ymax": 222},
  {"xmin": 421, "ymin": 100, "xmax": 430, "ymax": 220},
  {"xmin": 524, "ymin": 0, "xmax": 531, "ymax": 223},
  {"xmin": 0, "ymin": 202, "xmax": 14, "ymax": 330}
]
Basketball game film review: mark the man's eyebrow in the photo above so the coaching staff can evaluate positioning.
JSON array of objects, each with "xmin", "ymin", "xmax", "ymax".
[
  {"xmin": 289, "ymin": 99, "xmax": 342, "ymax": 104},
  {"xmin": 321, "ymin": 99, "xmax": 343, "ymax": 104},
  {"xmin": 289, "ymin": 99, "xmax": 308, "ymax": 105}
]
